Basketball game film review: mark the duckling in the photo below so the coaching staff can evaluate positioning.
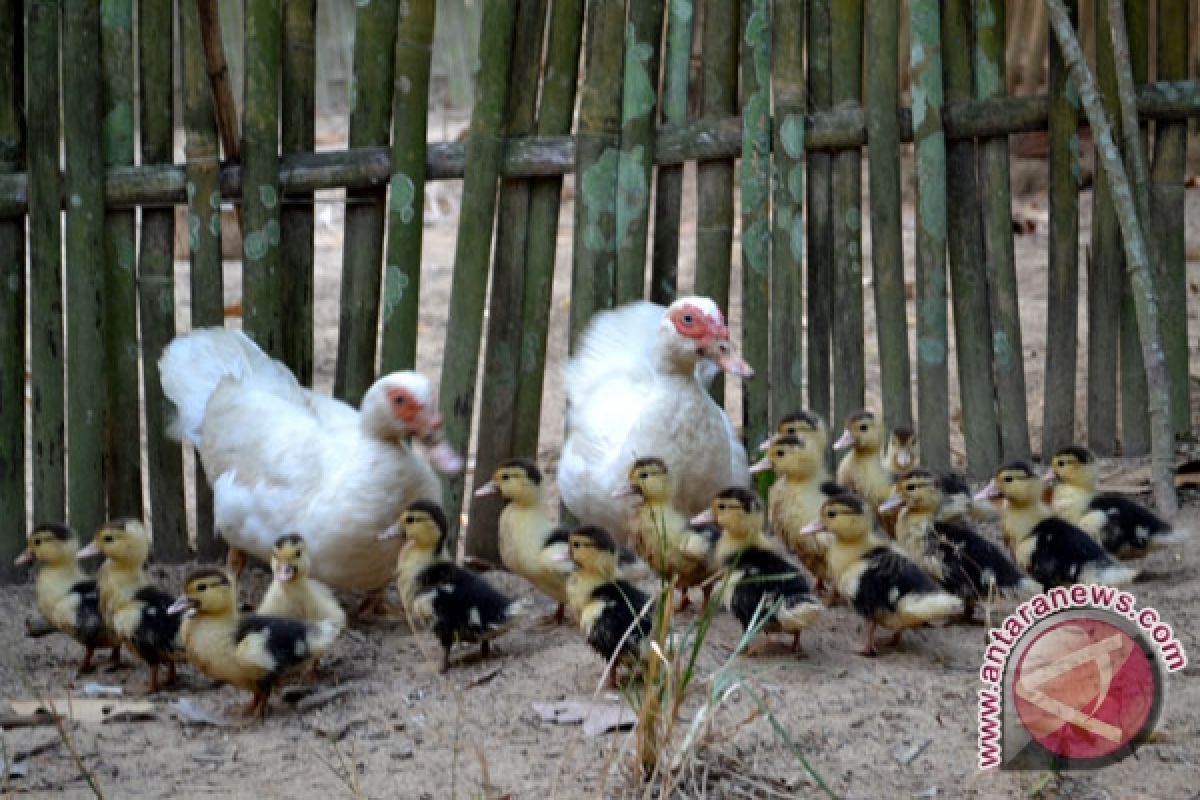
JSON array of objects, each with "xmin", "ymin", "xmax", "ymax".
[
  {"xmin": 380, "ymin": 501, "xmax": 522, "ymax": 672},
  {"xmin": 759, "ymin": 410, "xmax": 829, "ymax": 463},
  {"xmin": 833, "ymin": 410, "xmax": 892, "ymax": 508},
  {"xmin": 801, "ymin": 494, "xmax": 963, "ymax": 656},
  {"xmin": 474, "ymin": 459, "xmax": 571, "ymax": 623},
  {"xmin": 700, "ymin": 488, "xmax": 822, "ymax": 654},
  {"xmin": 169, "ymin": 569, "xmax": 337, "ymax": 717},
  {"xmin": 976, "ymin": 462, "xmax": 1137, "ymax": 588},
  {"xmin": 880, "ymin": 470, "xmax": 1036, "ymax": 620},
  {"xmin": 1045, "ymin": 446, "xmax": 1190, "ymax": 559},
  {"xmin": 78, "ymin": 519, "xmax": 184, "ymax": 693},
  {"xmin": 615, "ymin": 458, "xmax": 719, "ymax": 610},
  {"xmin": 15, "ymin": 524, "xmax": 119, "ymax": 675},
  {"xmin": 564, "ymin": 525, "xmax": 655, "ymax": 685},
  {"xmin": 881, "ymin": 428, "xmax": 994, "ymax": 525},
  {"xmin": 257, "ymin": 534, "xmax": 346, "ymax": 678}
]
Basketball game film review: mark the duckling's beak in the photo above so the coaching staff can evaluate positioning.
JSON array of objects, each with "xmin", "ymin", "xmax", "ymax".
[
  {"xmin": 14, "ymin": 548, "xmax": 33, "ymax": 567},
  {"xmin": 895, "ymin": 449, "xmax": 913, "ymax": 469},
  {"xmin": 1041, "ymin": 468, "xmax": 1056, "ymax": 483},
  {"xmin": 974, "ymin": 480, "xmax": 1002, "ymax": 502},
  {"xmin": 833, "ymin": 430, "xmax": 854, "ymax": 451},
  {"xmin": 690, "ymin": 508, "xmax": 716, "ymax": 526},
  {"xmin": 275, "ymin": 562, "xmax": 297, "ymax": 583},
  {"xmin": 167, "ymin": 596, "xmax": 197, "ymax": 616},
  {"xmin": 877, "ymin": 495, "xmax": 904, "ymax": 514},
  {"xmin": 748, "ymin": 456, "xmax": 772, "ymax": 475},
  {"xmin": 799, "ymin": 521, "xmax": 824, "ymax": 535},
  {"xmin": 378, "ymin": 522, "xmax": 405, "ymax": 541},
  {"xmin": 610, "ymin": 484, "xmax": 640, "ymax": 499},
  {"xmin": 76, "ymin": 541, "xmax": 102, "ymax": 560},
  {"xmin": 474, "ymin": 480, "xmax": 499, "ymax": 497},
  {"xmin": 756, "ymin": 436, "xmax": 773, "ymax": 452}
]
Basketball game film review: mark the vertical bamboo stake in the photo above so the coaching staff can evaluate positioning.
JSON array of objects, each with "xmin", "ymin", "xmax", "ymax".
[
  {"xmin": 1044, "ymin": 0, "xmax": 1177, "ymax": 516},
  {"xmin": 570, "ymin": 0, "xmax": 625, "ymax": 340},
  {"xmin": 806, "ymin": 0, "xmax": 833, "ymax": 422},
  {"xmin": 910, "ymin": 0, "xmax": 951, "ymax": 471},
  {"xmin": 865, "ymin": 0, "xmax": 911, "ymax": 431},
  {"xmin": 0, "ymin": 0, "xmax": 24, "ymax": 576},
  {"xmin": 1041, "ymin": 0, "xmax": 1080, "ymax": 459},
  {"xmin": 334, "ymin": 0, "xmax": 400, "ymax": 402},
  {"xmin": 650, "ymin": 0, "xmax": 694, "ymax": 306},
  {"xmin": 182, "ymin": 0, "xmax": 226, "ymax": 560},
  {"xmin": 197, "ymin": 0, "xmax": 243, "ymax": 167},
  {"xmin": 100, "ymin": 0, "xmax": 142, "ymax": 522},
  {"xmin": 380, "ymin": 0, "xmax": 436, "ymax": 373},
  {"xmin": 769, "ymin": 0, "xmax": 805, "ymax": 423},
  {"xmin": 1086, "ymin": 0, "xmax": 1121, "ymax": 456},
  {"xmin": 281, "ymin": 0, "xmax": 316, "ymax": 384},
  {"xmin": 740, "ymin": 0, "xmax": 770, "ymax": 450},
  {"xmin": 437, "ymin": 0, "xmax": 519, "ymax": 547},
  {"xmin": 1150, "ymin": 0, "xmax": 1190, "ymax": 435},
  {"xmin": 975, "ymin": 0, "xmax": 1031, "ymax": 465},
  {"xmin": 512, "ymin": 0, "xmax": 585, "ymax": 457},
  {"xmin": 140, "ymin": 0, "xmax": 188, "ymax": 560},
  {"xmin": 26, "ymin": 0, "xmax": 65, "ymax": 526},
  {"xmin": 468, "ymin": 0, "xmax": 548, "ymax": 561}
]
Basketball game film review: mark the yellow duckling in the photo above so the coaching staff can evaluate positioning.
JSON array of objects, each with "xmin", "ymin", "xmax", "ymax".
[
  {"xmin": 758, "ymin": 410, "xmax": 830, "ymax": 470},
  {"xmin": 976, "ymin": 462, "xmax": 1137, "ymax": 588},
  {"xmin": 380, "ymin": 501, "xmax": 523, "ymax": 672},
  {"xmin": 78, "ymin": 519, "xmax": 184, "ymax": 693},
  {"xmin": 257, "ymin": 534, "xmax": 346, "ymax": 679},
  {"xmin": 15, "ymin": 524, "xmax": 119, "ymax": 675},
  {"xmin": 474, "ymin": 459, "xmax": 571, "ymax": 623},
  {"xmin": 169, "ymin": 569, "xmax": 337, "ymax": 718},
  {"xmin": 880, "ymin": 428, "xmax": 993, "ymax": 526},
  {"xmin": 833, "ymin": 410, "xmax": 892, "ymax": 508},
  {"xmin": 801, "ymin": 494, "xmax": 963, "ymax": 656},
  {"xmin": 697, "ymin": 488, "xmax": 822, "ymax": 654}
]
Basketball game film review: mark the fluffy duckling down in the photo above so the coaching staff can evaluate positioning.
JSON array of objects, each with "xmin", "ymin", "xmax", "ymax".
[
  {"xmin": 257, "ymin": 534, "xmax": 346, "ymax": 679},
  {"xmin": 977, "ymin": 462, "xmax": 1137, "ymax": 588},
  {"xmin": 1045, "ymin": 445, "xmax": 1190, "ymax": 559},
  {"xmin": 881, "ymin": 428, "xmax": 994, "ymax": 525},
  {"xmin": 758, "ymin": 410, "xmax": 830, "ymax": 470},
  {"xmin": 802, "ymin": 494, "xmax": 963, "ymax": 656},
  {"xmin": 79, "ymin": 519, "xmax": 184, "ymax": 693},
  {"xmin": 170, "ymin": 569, "xmax": 337, "ymax": 718},
  {"xmin": 381, "ymin": 501, "xmax": 523, "ymax": 672},
  {"xmin": 16, "ymin": 524, "xmax": 118, "ymax": 675},
  {"xmin": 697, "ymin": 488, "xmax": 822, "ymax": 654},
  {"xmin": 833, "ymin": 410, "xmax": 892, "ymax": 508}
]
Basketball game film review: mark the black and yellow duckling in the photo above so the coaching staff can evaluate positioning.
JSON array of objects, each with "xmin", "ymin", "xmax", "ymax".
[
  {"xmin": 833, "ymin": 410, "xmax": 892, "ymax": 508},
  {"xmin": 564, "ymin": 525, "xmax": 655, "ymax": 686},
  {"xmin": 78, "ymin": 519, "xmax": 184, "ymax": 693},
  {"xmin": 257, "ymin": 534, "xmax": 346, "ymax": 677},
  {"xmin": 880, "ymin": 470, "xmax": 1036, "ymax": 620},
  {"xmin": 15, "ymin": 524, "xmax": 119, "ymax": 675},
  {"xmin": 976, "ymin": 462, "xmax": 1137, "ymax": 588},
  {"xmin": 169, "ymin": 569, "xmax": 337, "ymax": 718},
  {"xmin": 474, "ymin": 458, "xmax": 572, "ymax": 624},
  {"xmin": 758, "ymin": 410, "xmax": 830, "ymax": 465},
  {"xmin": 880, "ymin": 427, "xmax": 991, "ymax": 527},
  {"xmin": 700, "ymin": 488, "xmax": 822, "ymax": 654},
  {"xmin": 801, "ymin": 494, "xmax": 963, "ymax": 656},
  {"xmin": 1045, "ymin": 445, "xmax": 1190, "ymax": 559},
  {"xmin": 614, "ymin": 457, "xmax": 720, "ymax": 611},
  {"xmin": 380, "ymin": 501, "xmax": 523, "ymax": 672}
]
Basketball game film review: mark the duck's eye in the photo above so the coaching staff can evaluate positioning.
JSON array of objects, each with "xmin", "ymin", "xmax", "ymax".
[
  {"xmin": 392, "ymin": 395, "xmax": 405, "ymax": 406},
  {"xmin": 681, "ymin": 313, "xmax": 694, "ymax": 325}
]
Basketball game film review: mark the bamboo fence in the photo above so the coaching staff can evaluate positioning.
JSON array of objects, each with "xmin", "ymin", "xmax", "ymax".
[{"xmin": 0, "ymin": 0, "xmax": 1198, "ymax": 575}]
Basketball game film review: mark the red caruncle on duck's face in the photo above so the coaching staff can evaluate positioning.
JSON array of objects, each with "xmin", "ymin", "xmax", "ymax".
[
  {"xmin": 386, "ymin": 386, "xmax": 423, "ymax": 424},
  {"xmin": 668, "ymin": 303, "xmax": 728, "ymax": 342}
]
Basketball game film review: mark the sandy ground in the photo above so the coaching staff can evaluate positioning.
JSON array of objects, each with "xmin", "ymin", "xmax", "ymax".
[{"xmin": 3, "ymin": 122, "xmax": 1200, "ymax": 797}]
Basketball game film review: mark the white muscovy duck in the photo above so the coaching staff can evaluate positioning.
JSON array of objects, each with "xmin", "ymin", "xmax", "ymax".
[
  {"xmin": 158, "ymin": 327, "xmax": 462, "ymax": 597},
  {"xmin": 560, "ymin": 297, "xmax": 754, "ymax": 536}
]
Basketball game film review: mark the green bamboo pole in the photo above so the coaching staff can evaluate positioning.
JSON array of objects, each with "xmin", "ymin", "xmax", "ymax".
[
  {"xmin": 380, "ymin": 0, "xmax": 436, "ymax": 373},
  {"xmin": 139, "ymin": 0, "xmax": 188, "ymax": 561},
  {"xmin": 511, "ymin": 0, "xmax": 584, "ymax": 458},
  {"xmin": 570, "ymin": 0, "xmax": 625, "ymax": 341},
  {"xmin": 467, "ymin": 0, "xmax": 548, "ymax": 561},
  {"xmin": 910, "ymin": 0, "xmax": 950, "ymax": 472},
  {"xmin": 613, "ymin": 0, "xmax": 664, "ymax": 304},
  {"xmin": 1087, "ymin": 0, "xmax": 1121, "ymax": 456},
  {"xmin": 0, "ymin": 0, "xmax": 24, "ymax": 578},
  {"xmin": 741, "ymin": 0, "xmax": 770, "ymax": 451},
  {"xmin": 281, "ymin": 0, "xmax": 315, "ymax": 385},
  {"xmin": 335, "ymin": 0, "xmax": 400, "ymax": 402},
  {"xmin": 806, "ymin": 0, "xmax": 833, "ymax": 422},
  {"xmin": 942, "ymin": 0, "xmax": 998, "ymax": 479},
  {"xmin": 182, "ymin": 0, "xmax": 226, "ymax": 560},
  {"xmin": 830, "ymin": 0, "xmax": 864, "ymax": 428},
  {"xmin": 974, "ymin": 0, "xmax": 1029, "ymax": 465},
  {"xmin": 769, "ymin": 0, "xmax": 805, "ymax": 423},
  {"xmin": 865, "ymin": 0, "xmax": 910, "ymax": 431},
  {"xmin": 437, "ymin": 0, "xmax": 519, "ymax": 548},
  {"xmin": 1151, "ymin": 0, "xmax": 1190, "ymax": 436},
  {"xmin": 26, "ymin": 0, "xmax": 65, "ymax": 526},
  {"xmin": 650, "ymin": 0, "xmax": 695, "ymax": 306},
  {"xmin": 1041, "ymin": 0, "xmax": 1079, "ymax": 459}
]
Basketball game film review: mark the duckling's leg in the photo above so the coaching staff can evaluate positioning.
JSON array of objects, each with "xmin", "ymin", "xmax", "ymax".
[
  {"xmin": 538, "ymin": 603, "xmax": 566, "ymax": 626},
  {"xmin": 166, "ymin": 661, "xmax": 178, "ymax": 687},
  {"xmin": 439, "ymin": 644, "xmax": 453, "ymax": 674},
  {"xmin": 885, "ymin": 628, "xmax": 905, "ymax": 648},
  {"xmin": 354, "ymin": 590, "xmax": 403, "ymax": 621},
  {"xmin": 790, "ymin": 632, "xmax": 804, "ymax": 655},
  {"xmin": 858, "ymin": 620, "xmax": 879, "ymax": 657},
  {"xmin": 104, "ymin": 645, "xmax": 123, "ymax": 672},
  {"xmin": 238, "ymin": 691, "xmax": 269, "ymax": 718},
  {"xmin": 77, "ymin": 647, "xmax": 97, "ymax": 676},
  {"xmin": 676, "ymin": 590, "xmax": 692, "ymax": 613}
]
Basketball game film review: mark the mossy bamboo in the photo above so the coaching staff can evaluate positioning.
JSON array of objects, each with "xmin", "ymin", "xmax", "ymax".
[
  {"xmin": 379, "ymin": 0, "xmax": 436, "ymax": 373},
  {"xmin": 741, "ymin": 0, "xmax": 770, "ymax": 451},
  {"xmin": 806, "ymin": 0, "xmax": 833, "ymax": 422},
  {"xmin": 335, "ymin": 0, "xmax": 400, "ymax": 403},
  {"xmin": 139, "ymin": 0, "xmax": 188, "ymax": 561},
  {"xmin": 195, "ymin": 0, "xmax": 244, "ymax": 238}
]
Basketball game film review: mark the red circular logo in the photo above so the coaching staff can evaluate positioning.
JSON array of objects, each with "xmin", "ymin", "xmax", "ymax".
[{"xmin": 1012, "ymin": 616, "xmax": 1158, "ymax": 762}]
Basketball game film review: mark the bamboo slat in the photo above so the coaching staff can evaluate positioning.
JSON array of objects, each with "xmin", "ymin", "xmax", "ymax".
[
  {"xmin": 741, "ymin": 0, "xmax": 770, "ymax": 452},
  {"xmin": 806, "ymin": 0, "xmax": 833, "ymax": 423}
]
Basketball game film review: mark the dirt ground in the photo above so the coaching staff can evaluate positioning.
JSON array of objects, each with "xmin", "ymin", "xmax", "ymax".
[{"xmin": 3, "ymin": 120, "xmax": 1200, "ymax": 798}]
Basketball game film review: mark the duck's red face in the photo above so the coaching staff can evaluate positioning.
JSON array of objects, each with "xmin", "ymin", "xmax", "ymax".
[{"xmin": 668, "ymin": 303, "xmax": 753, "ymax": 379}]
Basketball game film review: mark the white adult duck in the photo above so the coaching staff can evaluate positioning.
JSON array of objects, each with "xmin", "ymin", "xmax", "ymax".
[
  {"xmin": 559, "ymin": 297, "xmax": 753, "ymax": 536},
  {"xmin": 159, "ymin": 328, "xmax": 462, "ymax": 598}
]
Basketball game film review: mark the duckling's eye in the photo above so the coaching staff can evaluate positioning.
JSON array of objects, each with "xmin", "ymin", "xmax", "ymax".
[
  {"xmin": 196, "ymin": 584, "xmax": 207, "ymax": 593},
  {"xmin": 103, "ymin": 535, "xmax": 114, "ymax": 543},
  {"xmin": 858, "ymin": 424, "xmax": 868, "ymax": 432},
  {"xmin": 501, "ymin": 474, "xmax": 510, "ymax": 482},
  {"xmin": 1003, "ymin": 475, "xmax": 1013, "ymax": 483}
]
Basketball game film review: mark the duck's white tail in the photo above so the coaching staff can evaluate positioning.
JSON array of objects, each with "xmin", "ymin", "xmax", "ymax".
[
  {"xmin": 1080, "ymin": 562, "xmax": 1138, "ymax": 588},
  {"xmin": 898, "ymin": 591, "xmax": 964, "ymax": 624}
]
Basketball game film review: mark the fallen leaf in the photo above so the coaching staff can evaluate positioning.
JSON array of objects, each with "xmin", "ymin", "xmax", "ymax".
[
  {"xmin": 531, "ymin": 700, "xmax": 637, "ymax": 737},
  {"xmin": 76, "ymin": 683, "xmax": 123, "ymax": 698},
  {"xmin": 10, "ymin": 697, "xmax": 155, "ymax": 724},
  {"xmin": 169, "ymin": 698, "xmax": 233, "ymax": 728}
]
